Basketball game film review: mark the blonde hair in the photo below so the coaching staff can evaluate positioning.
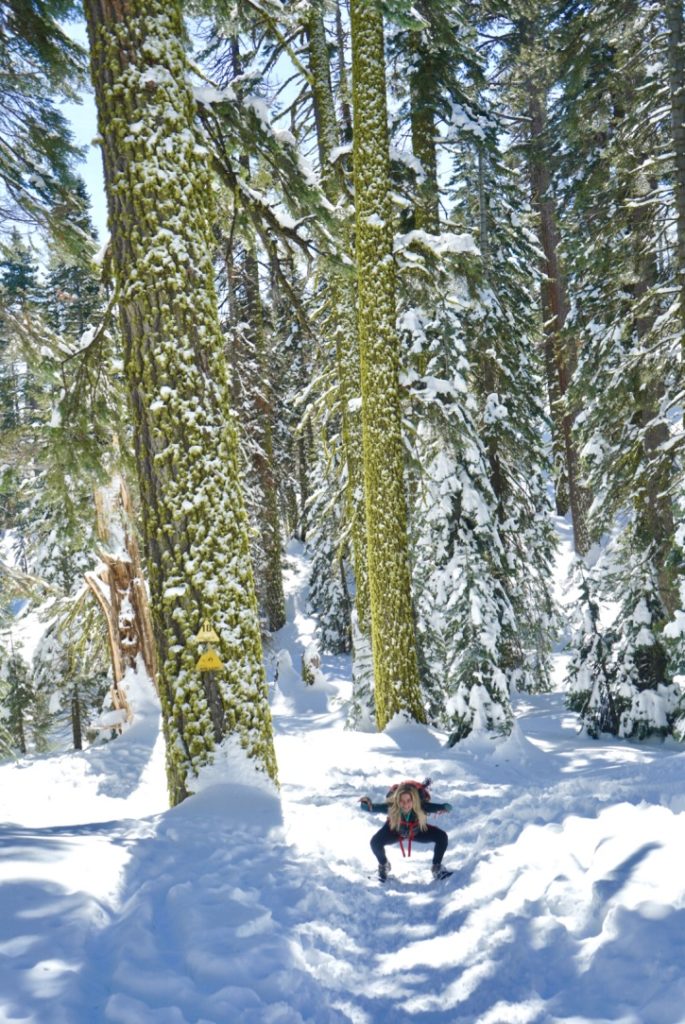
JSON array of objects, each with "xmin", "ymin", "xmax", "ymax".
[{"xmin": 388, "ymin": 785, "xmax": 428, "ymax": 832}]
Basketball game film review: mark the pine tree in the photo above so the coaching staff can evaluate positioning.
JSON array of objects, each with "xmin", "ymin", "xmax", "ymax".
[
  {"xmin": 349, "ymin": 0, "xmax": 424, "ymax": 730},
  {"xmin": 32, "ymin": 599, "xmax": 111, "ymax": 751},
  {"xmin": 500, "ymin": 6, "xmax": 591, "ymax": 548},
  {"xmin": 303, "ymin": 0, "xmax": 374, "ymax": 722},
  {"xmin": 666, "ymin": 0, "xmax": 685, "ymax": 351},
  {"xmin": 0, "ymin": 647, "xmax": 34, "ymax": 754},
  {"xmin": 84, "ymin": 0, "xmax": 278, "ymax": 803},
  {"xmin": 556, "ymin": 1, "xmax": 685, "ymax": 736},
  {"xmin": 0, "ymin": 0, "xmax": 90, "ymax": 250},
  {"xmin": 566, "ymin": 570, "xmax": 619, "ymax": 737},
  {"xmin": 384, "ymin": 0, "xmax": 556, "ymax": 734},
  {"xmin": 0, "ymin": 221, "xmax": 114, "ymax": 595}
]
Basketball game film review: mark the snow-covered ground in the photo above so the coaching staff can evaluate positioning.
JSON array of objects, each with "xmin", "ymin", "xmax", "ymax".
[{"xmin": 2, "ymin": 543, "xmax": 685, "ymax": 1024}]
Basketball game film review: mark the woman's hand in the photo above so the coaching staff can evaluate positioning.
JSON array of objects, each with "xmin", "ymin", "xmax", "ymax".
[{"xmin": 359, "ymin": 796, "xmax": 372, "ymax": 810}]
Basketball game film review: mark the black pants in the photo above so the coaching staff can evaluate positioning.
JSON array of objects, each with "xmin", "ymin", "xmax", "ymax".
[{"xmin": 371, "ymin": 822, "xmax": 448, "ymax": 865}]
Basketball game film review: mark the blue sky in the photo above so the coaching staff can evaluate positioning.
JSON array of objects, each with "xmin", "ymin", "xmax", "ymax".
[{"xmin": 61, "ymin": 19, "xmax": 108, "ymax": 242}]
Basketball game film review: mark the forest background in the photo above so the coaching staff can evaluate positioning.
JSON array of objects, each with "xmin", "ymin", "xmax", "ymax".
[{"xmin": 1, "ymin": 0, "xmax": 684, "ymax": 803}]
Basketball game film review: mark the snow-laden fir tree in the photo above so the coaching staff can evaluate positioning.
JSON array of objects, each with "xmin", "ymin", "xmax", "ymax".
[
  {"xmin": 0, "ymin": 0, "xmax": 88, "ymax": 250},
  {"xmin": 32, "ymin": 598, "xmax": 110, "ymax": 751},
  {"xmin": 384, "ymin": 0, "xmax": 556, "ymax": 736},
  {"xmin": 84, "ymin": 0, "xmax": 278, "ymax": 802},
  {"xmin": 565, "ymin": 569, "xmax": 620, "ymax": 737},
  {"xmin": 489, "ymin": 2, "xmax": 591, "ymax": 549},
  {"xmin": 0, "ymin": 229, "xmax": 107, "ymax": 594},
  {"xmin": 403, "ymin": 331, "xmax": 516, "ymax": 740},
  {"xmin": 0, "ymin": 645, "xmax": 34, "ymax": 755},
  {"xmin": 305, "ymin": 452, "xmax": 353, "ymax": 657},
  {"xmin": 457, "ymin": 142, "xmax": 558, "ymax": 695},
  {"xmin": 555, "ymin": 1, "xmax": 685, "ymax": 736}
]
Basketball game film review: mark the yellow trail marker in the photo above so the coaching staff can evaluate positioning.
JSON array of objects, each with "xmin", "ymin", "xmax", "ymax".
[
  {"xmin": 196, "ymin": 648, "xmax": 224, "ymax": 672},
  {"xmin": 195, "ymin": 619, "xmax": 220, "ymax": 643}
]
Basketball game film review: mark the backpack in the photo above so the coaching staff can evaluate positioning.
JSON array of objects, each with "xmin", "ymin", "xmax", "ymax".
[{"xmin": 386, "ymin": 777, "xmax": 432, "ymax": 806}]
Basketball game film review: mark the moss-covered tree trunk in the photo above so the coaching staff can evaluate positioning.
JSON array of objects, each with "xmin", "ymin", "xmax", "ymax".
[
  {"xmin": 83, "ymin": 0, "xmax": 277, "ymax": 804},
  {"xmin": 306, "ymin": 0, "xmax": 374, "ymax": 717},
  {"xmin": 666, "ymin": 0, "xmax": 685, "ymax": 361},
  {"xmin": 350, "ymin": 0, "xmax": 424, "ymax": 730}
]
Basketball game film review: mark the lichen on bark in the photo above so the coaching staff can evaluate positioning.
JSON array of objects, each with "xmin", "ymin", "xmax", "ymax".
[
  {"xmin": 83, "ymin": 0, "xmax": 278, "ymax": 803},
  {"xmin": 350, "ymin": 0, "xmax": 424, "ymax": 729}
]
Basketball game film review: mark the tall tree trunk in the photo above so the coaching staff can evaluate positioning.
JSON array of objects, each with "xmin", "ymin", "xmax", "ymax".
[
  {"xmin": 242, "ymin": 246, "xmax": 286, "ymax": 631},
  {"xmin": 526, "ymin": 82, "xmax": 591, "ymax": 553},
  {"xmin": 666, "ymin": 0, "xmax": 685, "ymax": 359},
  {"xmin": 335, "ymin": 0, "xmax": 353, "ymax": 144},
  {"xmin": 227, "ymin": 37, "xmax": 285, "ymax": 632},
  {"xmin": 71, "ymin": 686, "xmax": 82, "ymax": 751},
  {"xmin": 306, "ymin": 1, "xmax": 373, "ymax": 677},
  {"xmin": 408, "ymin": 18, "xmax": 439, "ymax": 236},
  {"xmin": 350, "ymin": 0, "xmax": 424, "ymax": 730},
  {"xmin": 631, "ymin": 203, "xmax": 678, "ymax": 621},
  {"xmin": 17, "ymin": 713, "xmax": 26, "ymax": 755},
  {"xmin": 83, "ymin": 0, "xmax": 278, "ymax": 803},
  {"xmin": 476, "ymin": 149, "xmax": 505, "ymax": 513}
]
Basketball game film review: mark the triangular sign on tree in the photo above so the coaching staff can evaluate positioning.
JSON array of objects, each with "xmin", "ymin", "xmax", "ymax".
[
  {"xmin": 196, "ymin": 619, "xmax": 220, "ymax": 643},
  {"xmin": 195, "ymin": 648, "xmax": 224, "ymax": 672}
]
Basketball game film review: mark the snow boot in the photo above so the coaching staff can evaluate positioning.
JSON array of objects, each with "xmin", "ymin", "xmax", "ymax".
[
  {"xmin": 431, "ymin": 862, "xmax": 452, "ymax": 881},
  {"xmin": 378, "ymin": 859, "xmax": 391, "ymax": 883}
]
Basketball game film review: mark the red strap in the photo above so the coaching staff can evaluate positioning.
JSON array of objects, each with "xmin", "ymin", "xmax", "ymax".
[{"xmin": 397, "ymin": 820, "xmax": 416, "ymax": 858}]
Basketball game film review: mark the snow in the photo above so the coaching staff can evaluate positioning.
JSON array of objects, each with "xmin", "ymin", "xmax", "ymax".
[{"xmin": 2, "ymin": 541, "xmax": 685, "ymax": 1023}]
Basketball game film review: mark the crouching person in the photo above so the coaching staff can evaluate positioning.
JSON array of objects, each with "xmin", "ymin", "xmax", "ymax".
[{"xmin": 360, "ymin": 781, "xmax": 452, "ymax": 882}]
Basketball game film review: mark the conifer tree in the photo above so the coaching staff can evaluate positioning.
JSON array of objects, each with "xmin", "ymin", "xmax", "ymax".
[
  {"xmin": 666, "ymin": 0, "xmax": 685, "ymax": 348},
  {"xmin": 349, "ymin": 0, "xmax": 424, "ymax": 729},
  {"xmin": 483, "ymin": 3, "xmax": 590, "ymax": 550},
  {"xmin": 32, "ymin": 603, "xmax": 110, "ymax": 751},
  {"xmin": 0, "ymin": 647, "xmax": 33, "ymax": 754},
  {"xmin": 556, "ymin": 1, "xmax": 684, "ymax": 736},
  {"xmin": 84, "ymin": 0, "xmax": 278, "ymax": 802},
  {"xmin": 384, "ymin": 1, "xmax": 556, "ymax": 734},
  {"xmin": 0, "ymin": 0, "xmax": 89, "ymax": 250},
  {"xmin": 303, "ymin": 0, "xmax": 374, "ymax": 722}
]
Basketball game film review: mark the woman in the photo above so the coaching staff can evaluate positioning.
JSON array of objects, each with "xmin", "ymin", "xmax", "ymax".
[{"xmin": 360, "ymin": 783, "xmax": 452, "ymax": 881}]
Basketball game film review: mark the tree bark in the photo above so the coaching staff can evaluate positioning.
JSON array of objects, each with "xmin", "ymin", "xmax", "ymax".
[
  {"xmin": 71, "ymin": 687, "xmax": 83, "ymax": 751},
  {"xmin": 242, "ymin": 246, "xmax": 286, "ymax": 632},
  {"xmin": 408, "ymin": 7, "xmax": 439, "ymax": 237},
  {"xmin": 226, "ymin": 37, "xmax": 285, "ymax": 631},
  {"xmin": 83, "ymin": 0, "xmax": 278, "ymax": 803},
  {"xmin": 306, "ymin": 0, "xmax": 372, "ymax": 646},
  {"xmin": 335, "ymin": 0, "xmax": 353, "ymax": 144},
  {"xmin": 666, "ymin": 0, "xmax": 685, "ymax": 358},
  {"xmin": 631, "ymin": 203, "xmax": 678, "ymax": 620},
  {"xmin": 350, "ymin": 0, "xmax": 424, "ymax": 729},
  {"xmin": 526, "ymin": 82, "xmax": 591, "ymax": 553}
]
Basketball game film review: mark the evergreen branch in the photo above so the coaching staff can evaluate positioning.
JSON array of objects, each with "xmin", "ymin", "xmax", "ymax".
[
  {"xmin": 0, "ymin": 560, "xmax": 61, "ymax": 600},
  {"xmin": 58, "ymin": 288, "xmax": 117, "ymax": 366},
  {"xmin": 238, "ymin": 0, "xmax": 314, "ymax": 86}
]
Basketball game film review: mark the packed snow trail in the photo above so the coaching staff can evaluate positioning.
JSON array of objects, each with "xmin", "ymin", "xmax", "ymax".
[{"xmin": 1, "ymin": 542, "xmax": 685, "ymax": 1022}]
